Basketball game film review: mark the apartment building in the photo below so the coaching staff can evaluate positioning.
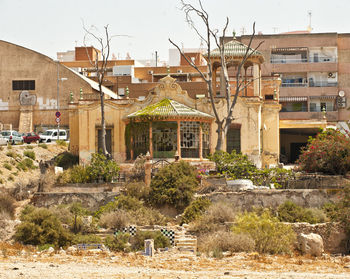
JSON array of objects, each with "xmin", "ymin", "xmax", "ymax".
[{"xmin": 232, "ymin": 32, "xmax": 350, "ymax": 162}]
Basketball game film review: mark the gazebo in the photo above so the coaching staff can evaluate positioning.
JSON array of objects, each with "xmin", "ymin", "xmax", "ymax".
[{"xmin": 125, "ymin": 98, "xmax": 214, "ymax": 160}]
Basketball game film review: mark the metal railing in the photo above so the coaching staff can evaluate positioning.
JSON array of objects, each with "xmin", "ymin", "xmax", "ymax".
[
  {"xmin": 281, "ymin": 82, "xmax": 308, "ymax": 87},
  {"xmin": 270, "ymin": 58, "xmax": 308, "ymax": 64},
  {"xmin": 271, "ymin": 56, "xmax": 337, "ymax": 64},
  {"xmin": 309, "ymin": 81, "xmax": 338, "ymax": 87}
]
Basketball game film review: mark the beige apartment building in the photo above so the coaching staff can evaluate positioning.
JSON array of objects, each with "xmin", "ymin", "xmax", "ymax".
[{"xmin": 230, "ymin": 32, "xmax": 350, "ymax": 162}]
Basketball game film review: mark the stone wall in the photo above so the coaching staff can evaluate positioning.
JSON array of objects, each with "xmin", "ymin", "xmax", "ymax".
[
  {"xmin": 291, "ymin": 222, "xmax": 348, "ymax": 255},
  {"xmin": 287, "ymin": 174, "xmax": 350, "ymax": 189},
  {"xmin": 204, "ymin": 189, "xmax": 341, "ymax": 210},
  {"xmin": 31, "ymin": 192, "xmax": 119, "ymax": 211}
]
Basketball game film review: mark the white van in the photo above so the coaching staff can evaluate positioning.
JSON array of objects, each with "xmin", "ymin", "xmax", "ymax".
[{"xmin": 39, "ymin": 129, "xmax": 67, "ymax": 142}]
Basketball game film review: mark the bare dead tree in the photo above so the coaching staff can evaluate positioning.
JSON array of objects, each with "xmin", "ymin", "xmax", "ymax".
[
  {"xmin": 83, "ymin": 24, "xmax": 112, "ymax": 157},
  {"xmin": 169, "ymin": 0, "xmax": 263, "ymax": 151}
]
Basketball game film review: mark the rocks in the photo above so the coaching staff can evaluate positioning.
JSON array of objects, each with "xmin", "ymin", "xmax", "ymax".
[
  {"xmin": 66, "ymin": 246, "xmax": 77, "ymax": 254},
  {"xmin": 226, "ymin": 179, "xmax": 255, "ymax": 191},
  {"xmin": 298, "ymin": 233, "xmax": 324, "ymax": 257}
]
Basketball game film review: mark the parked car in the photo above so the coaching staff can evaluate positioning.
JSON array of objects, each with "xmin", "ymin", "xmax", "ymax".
[
  {"xmin": 39, "ymin": 129, "xmax": 67, "ymax": 143},
  {"xmin": 1, "ymin": 130, "xmax": 24, "ymax": 144},
  {"xmin": 0, "ymin": 135, "xmax": 7, "ymax": 145},
  {"xmin": 22, "ymin": 132, "xmax": 40, "ymax": 144}
]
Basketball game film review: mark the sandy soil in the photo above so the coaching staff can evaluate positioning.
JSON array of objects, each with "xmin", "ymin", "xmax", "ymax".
[
  {"xmin": 0, "ymin": 143, "xmax": 67, "ymax": 189},
  {"xmin": 1, "ymin": 249, "xmax": 350, "ymax": 279}
]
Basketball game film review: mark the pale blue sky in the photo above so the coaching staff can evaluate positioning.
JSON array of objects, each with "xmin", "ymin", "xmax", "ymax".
[{"xmin": 0, "ymin": 0, "xmax": 349, "ymax": 61}]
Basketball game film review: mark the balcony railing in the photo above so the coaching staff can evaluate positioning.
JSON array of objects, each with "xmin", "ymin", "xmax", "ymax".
[
  {"xmin": 281, "ymin": 82, "xmax": 308, "ymax": 87},
  {"xmin": 309, "ymin": 81, "xmax": 338, "ymax": 87},
  {"xmin": 271, "ymin": 56, "xmax": 337, "ymax": 64},
  {"xmin": 309, "ymin": 56, "xmax": 337, "ymax": 63},
  {"xmin": 270, "ymin": 58, "xmax": 308, "ymax": 64}
]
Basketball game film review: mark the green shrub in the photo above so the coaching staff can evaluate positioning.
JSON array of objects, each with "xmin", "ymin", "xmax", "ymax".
[
  {"xmin": 323, "ymin": 187, "xmax": 350, "ymax": 234},
  {"xmin": 209, "ymin": 150, "xmax": 294, "ymax": 187},
  {"xmin": 54, "ymin": 152, "xmax": 79, "ymax": 170},
  {"xmin": 3, "ymin": 163, "xmax": 12, "ymax": 171},
  {"xmin": 57, "ymin": 165, "xmax": 90, "ymax": 184},
  {"xmin": 71, "ymin": 234, "xmax": 102, "ymax": 245},
  {"xmin": 198, "ymin": 231, "xmax": 255, "ymax": 256},
  {"xmin": 149, "ymin": 161, "xmax": 198, "ymax": 210},
  {"xmin": 23, "ymin": 150, "xmax": 35, "ymax": 160},
  {"xmin": 104, "ymin": 233, "xmax": 130, "ymax": 252},
  {"xmin": 0, "ymin": 194, "xmax": 16, "ymax": 218},
  {"xmin": 130, "ymin": 231, "xmax": 170, "ymax": 251},
  {"xmin": 232, "ymin": 210, "xmax": 296, "ymax": 254},
  {"xmin": 95, "ymin": 195, "xmax": 167, "ymax": 226},
  {"xmin": 14, "ymin": 206, "xmax": 72, "ymax": 247},
  {"xmin": 17, "ymin": 158, "xmax": 36, "ymax": 171},
  {"xmin": 124, "ymin": 181, "xmax": 150, "ymax": 200},
  {"xmin": 297, "ymin": 129, "xmax": 350, "ymax": 175},
  {"xmin": 38, "ymin": 143, "xmax": 48, "ymax": 149},
  {"xmin": 8, "ymin": 175, "xmax": 14, "ymax": 181},
  {"xmin": 25, "ymin": 145, "xmax": 34, "ymax": 150},
  {"xmin": 6, "ymin": 151, "xmax": 20, "ymax": 159},
  {"xmin": 209, "ymin": 150, "xmax": 257, "ymax": 179},
  {"xmin": 277, "ymin": 200, "xmax": 327, "ymax": 224},
  {"xmin": 182, "ymin": 197, "xmax": 211, "ymax": 224},
  {"xmin": 87, "ymin": 153, "xmax": 119, "ymax": 182}
]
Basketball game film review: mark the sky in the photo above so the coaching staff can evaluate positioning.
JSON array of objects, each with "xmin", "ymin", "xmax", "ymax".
[{"xmin": 1, "ymin": 0, "xmax": 350, "ymax": 62}]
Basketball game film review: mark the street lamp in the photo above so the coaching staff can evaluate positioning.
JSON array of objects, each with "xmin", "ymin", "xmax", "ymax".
[{"xmin": 55, "ymin": 61, "xmax": 67, "ymax": 140}]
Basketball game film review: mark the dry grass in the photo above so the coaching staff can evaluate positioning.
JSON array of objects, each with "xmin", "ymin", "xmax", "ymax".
[
  {"xmin": 189, "ymin": 202, "xmax": 237, "ymax": 235},
  {"xmin": 198, "ymin": 230, "xmax": 255, "ymax": 256},
  {"xmin": 99, "ymin": 210, "xmax": 131, "ymax": 229}
]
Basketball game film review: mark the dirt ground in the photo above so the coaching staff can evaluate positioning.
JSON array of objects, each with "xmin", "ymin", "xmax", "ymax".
[
  {"xmin": 0, "ymin": 143, "xmax": 67, "ymax": 189},
  {"xmin": 1, "ymin": 248, "xmax": 350, "ymax": 279}
]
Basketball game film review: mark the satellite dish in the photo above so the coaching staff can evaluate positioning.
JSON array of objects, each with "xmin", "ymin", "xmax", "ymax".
[{"xmin": 339, "ymin": 91, "xmax": 345, "ymax": 97}]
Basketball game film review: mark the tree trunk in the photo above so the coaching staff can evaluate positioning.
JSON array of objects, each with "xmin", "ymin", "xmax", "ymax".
[
  {"xmin": 215, "ymin": 122, "xmax": 225, "ymax": 151},
  {"xmin": 99, "ymin": 85, "xmax": 108, "ymax": 157}
]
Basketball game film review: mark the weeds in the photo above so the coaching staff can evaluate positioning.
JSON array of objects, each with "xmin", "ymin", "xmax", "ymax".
[{"xmin": 23, "ymin": 150, "xmax": 35, "ymax": 160}]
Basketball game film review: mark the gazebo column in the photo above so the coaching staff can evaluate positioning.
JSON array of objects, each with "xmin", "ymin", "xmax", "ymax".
[
  {"xmin": 177, "ymin": 120, "xmax": 181, "ymax": 159},
  {"xmin": 199, "ymin": 121, "xmax": 203, "ymax": 160},
  {"xmin": 149, "ymin": 122, "xmax": 153, "ymax": 158}
]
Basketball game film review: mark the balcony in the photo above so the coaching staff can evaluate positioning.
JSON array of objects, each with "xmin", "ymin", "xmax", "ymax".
[
  {"xmin": 309, "ymin": 81, "xmax": 337, "ymax": 87},
  {"xmin": 280, "ymin": 111, "xmax": 338, "ymax": 121},
  {"xmin": 281, "ymin": 82, "xmax": 308, "ymax": 88},
  {"xmin": 309, "ymin": 56, "xmax": 337, "ymax": 63}
]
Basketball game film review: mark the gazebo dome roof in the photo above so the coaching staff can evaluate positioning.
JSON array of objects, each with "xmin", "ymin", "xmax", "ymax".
[
  {"xmin": 127, "ymin": 98, "xmax": 214, "ymax": 120},
  {"xmin": 204, "ymin": 40, "xmax": 264, "ymax": 63}
]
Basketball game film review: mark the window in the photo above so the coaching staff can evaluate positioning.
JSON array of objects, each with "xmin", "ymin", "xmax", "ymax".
[
  {"xmin": 281, "ymin": 102, "xmax": 307, "ymax": 112},
  {"xmin": 12, "ymin": 80, "xmax": 35, "ymax": 90}
]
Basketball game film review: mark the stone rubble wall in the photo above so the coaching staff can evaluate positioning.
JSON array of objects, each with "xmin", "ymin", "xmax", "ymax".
[{"xmin": 204, "ymin": 189, "xmax": 341, "ymax": 210}]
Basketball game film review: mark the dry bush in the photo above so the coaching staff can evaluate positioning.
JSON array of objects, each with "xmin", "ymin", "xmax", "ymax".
[
  {"xmin": 125, "ymin": 181, "xmax": 150, "ymax": 200},
  {"xmin": 10, "ymin": 179, "xmax": 38, "ymax": 201},
  {"xmin": 198, "ymin": 230, "xmax": 255, "ymax": 256},
  {"xmin": 189, "ymin": 202, "xmax": 237, "ymax": 235},
  {"xmin": 99, "ymin": 210, "xmax": 131, "ymax": 230},
  {"xmin": 0, "ymin": 194, "xmax": 16, "ymax": 218},
  {"xmin": 131, "ymin": 207, "xmax": 168, "ymax": 226}
]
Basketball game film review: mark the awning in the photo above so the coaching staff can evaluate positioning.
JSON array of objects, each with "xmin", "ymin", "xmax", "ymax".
[
  {"xmin": 309, "ymin": 95, "xmax": 337, "ymax": 100},
  {"xmin": 279, "ymin": 96, "xmax": 308, "ymax": 102}
]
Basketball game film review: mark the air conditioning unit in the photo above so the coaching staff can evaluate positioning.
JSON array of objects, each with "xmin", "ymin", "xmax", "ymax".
[
  {"xmin": 328, "ymin": 72, "xmax": 336, "ymax": 78},
  {"xmin": 177, "ymin": 69, "xmax": 183, "ymax": 73},
  {"xmin": 148, "ymin": 70, "xmax": 154, "ymax": 74}
]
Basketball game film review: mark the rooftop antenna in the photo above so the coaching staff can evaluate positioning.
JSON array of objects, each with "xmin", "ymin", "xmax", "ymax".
[
  {"xmin": 272, "ymin": 27, "xmax": 278, "ymax": 34},
  {"xmin": 240, "ymin": 27, "xmax": 246, "ymax": 35},
  {"xmin": 307, "ymin": 10, "xmax": 312, "ymax": 32}
]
